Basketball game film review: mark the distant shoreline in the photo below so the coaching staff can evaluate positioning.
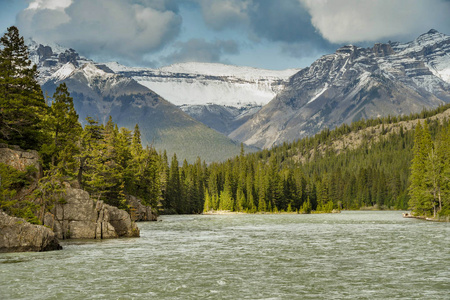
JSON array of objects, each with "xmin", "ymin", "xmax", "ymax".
[
  {"xmin": 202, "ymin": 210, "xmax": 343, "ymax": 215},
  {"xmin": 403, "ymin": 212, "xmax": 449, "ymax": 222}
]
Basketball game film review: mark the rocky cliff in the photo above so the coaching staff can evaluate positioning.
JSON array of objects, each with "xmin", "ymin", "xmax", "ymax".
[
  {"xmin": 1, "ymin": 145, "xmax": 143, "ymax": 251},
  {"xmin": 0, "ymin": 210, "xmax": 61, "ymax": 253},
  {"xmin": 43, "ymin": 184, "xmax": 140, "ymax": 239},
  {"xmin": 127, "ymin": 195, "xmax": 158, "ymax": 222},
  {"xmin": 39, "ymin": 62, "xmax": 254, "ymax": 163},
  {"xmin": 0, "ymin": 143, "xmax": 41, "ymax": 175},
  {"xmin": 230, "ymin": 30, "xmax": 450, "ymax": 148}
]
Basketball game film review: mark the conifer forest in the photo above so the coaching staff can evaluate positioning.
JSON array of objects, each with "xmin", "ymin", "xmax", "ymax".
[{"xmin": 1, "ymin": 26, "xmax": 449, "ymax": 222}]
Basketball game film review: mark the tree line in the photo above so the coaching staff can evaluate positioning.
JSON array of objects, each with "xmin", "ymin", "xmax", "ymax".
[
  {"xmin": 1, "ymin": 26, "xmax": 449, "ymax": 221},
  {"xmin": 409, "ymin": 121, "xmax": 450, "ymax": 218},
  {"xmin": 200, "ymin": 115, "xmax": 449, "ymax": 218},
  {"xmin": 0, "ymin": 26, "xmax": 205, "ymax": 220}
]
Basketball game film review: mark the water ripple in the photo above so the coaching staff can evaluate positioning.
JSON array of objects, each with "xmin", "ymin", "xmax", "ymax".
[{"xmin": 1, "ymin": 211, "xmax": 449, "ymax": 299}]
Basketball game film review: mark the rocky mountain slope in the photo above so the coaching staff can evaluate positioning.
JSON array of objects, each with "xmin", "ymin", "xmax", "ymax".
[
  {"xmin": 29, "ymin": 30, "xmax": 450, "ymax": 153},
  {"xmin": 106, "ymin": 62, "xmax": 299, "ymax": 135},
  {"xmin": 230, "ymin": 30, "xmax": 450, "ymax": 149},
  {"xmin": 28, "ymin": 43, "xmax": 253, "ymax": 163},
  {"xmin": 107, "ymin": 62, "xmax": 297, "ymax": 106},
  {"xmin": 27, "ymin": 41, "xmax": 298, "ymax": 137},
  {"xmin": 178, "ymin": 104, "xmax": 261, "ymax": 135}
]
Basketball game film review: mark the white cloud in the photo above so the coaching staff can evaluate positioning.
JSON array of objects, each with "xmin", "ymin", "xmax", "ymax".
[
  {"xmin": 17, "ymin": 0, "xmax": 182, "ymax": 64},
  {"xmin": 27, "ymin": 0, "xmax": 72, "ymax": 10},
  {"xmin": 162, "ymin": 38, "xmax": 239, "ymax": 64},
  {"xmin": 301, "ymin": 0, "xmax": 450, "ymax": 43},
  {"xmin": 197, "ymin": 0, "xmax": 250, "ymax": 30}
]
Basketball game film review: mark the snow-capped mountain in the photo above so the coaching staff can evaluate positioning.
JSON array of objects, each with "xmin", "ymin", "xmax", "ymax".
[
  {"xmin": 28, "ymin": 30, "xmax": 450, "ymax": 153},
  {"xmin": 105, "ymin": 61, "xmax": 299, "ymax": 135},
  {"xmin": 106, "ymin": 61, "xmax": 299, "ymax": 107},
  {"xmin": 178, "ymin": 104, "xmax": 262, "ymax": 136},
  {"xmin": 27, "ymin": 39, "xmax": 93, "ymax": 84},
  {"xmin": 28, "ymin": 40, "xmax": 298, "ymax": 136},
  {"xmin": 230, "ymin": 29, "xmax": 450, "ymax": 149},
  {"xmin": 29, "ymin": 41, "xmax": 255, "ymax": 163}
]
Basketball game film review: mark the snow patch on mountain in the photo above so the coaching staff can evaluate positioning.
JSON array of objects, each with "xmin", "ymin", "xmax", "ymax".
[
  {"xmin": 27, "ymin": 39, "xmax": 93, "ymax": 84},
  {"xmin": 136, "ymin": 79, "xmax": 278, "ymax": 107},
  {"xmin": 308, "ymin": 83, "xmax": 328, "ymax": 104},
  {"xmin": 50, "ymin": 62, "xmax": 76, "ymax": 81},
  {"xmin": 230, "ymin": 29, "xmax": 450, "ymax": 149},
  {"xmin": 81, "ymin": 63, "xmax": 113, "ymax": 79},
  {"xmin": 160, "ymin": 62, "xmax": 300, "ymax": 79},
  {"xmin": 432, "ymin": 56, "xmax": 450, "ymax": 83},
  {"xmin": 105, "ymin": 61, "xmax": 300, "ymax": 108}
]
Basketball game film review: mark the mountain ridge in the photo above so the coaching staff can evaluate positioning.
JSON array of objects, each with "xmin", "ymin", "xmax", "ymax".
[
  {"xmin": 28, "ymin": 30, "xmax": 450, "ymax": 153},
  {"xmin": 230, "ymin": 29, "xmax": 450, "ymax": 148},
  {"xmin": 29, "ymin": 46, "xmax": 256, "ymax": 163}
]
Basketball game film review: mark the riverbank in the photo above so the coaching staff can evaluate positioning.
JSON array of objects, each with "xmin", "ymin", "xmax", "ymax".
[
  {"xmin": 2, "ymin": 212, "xmax": 448, "ymax": 299},
  {"xmin": 202, "ymin": 209, "xmax": 341, "ymax": 215},
  {"xmin": 403, "ymin": 212, "xmax": 450, "ymax": 222}
]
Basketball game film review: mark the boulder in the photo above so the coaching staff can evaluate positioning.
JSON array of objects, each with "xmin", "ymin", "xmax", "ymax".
[
  {"xmin": 0, "ymin": 210, "xmax": 62, "ymax": 253},
  {"xmin": 1, "ymin": 145, "xmax": 140, "ymax": 240},
  {"xmin": 43, "ymin": 185, "xmax": 139, "ymax": 239},
  {"xmin": 0, "ymin": 143, "xmax": 41, "ymax": 175},
  {"xmin": 127, "ymin": 195, "xmax": 158, "ymax": 222}
]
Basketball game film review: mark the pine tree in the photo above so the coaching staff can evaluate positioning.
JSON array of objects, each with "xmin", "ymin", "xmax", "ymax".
[
  {"xmin": 166, "ymin": 154, "xmax": 181, "ymax": 213},
  {"xmin": 246, "ymin": 172, "xmax": 256, "ymax": 212},
  {"xmin": 0, "ymin": 26, "xmax": 47, "ymax": 149},
  {"xmin": 159, "ymin": 150, "xmax": 170, "ymax": 211},
  {"xmin": 203, "ymin": 188, "xmax": 213, "ymax": 212},
  {"xmin": 138, "ymin": 147, "xmax": 161, "ymax": 208},
  {"xmin": 424, "ymin": 148, "xmax": 441, "ymax": 217},
  {"xmin": 300, "ymin": 196, "xmax": 312, "ymax": 214},
  {"xmin": 42, "ymin": 83, "xmax": 81, "ymax": 174},
  {"xmin": 220, "ymin": 164, "xmax": 235, "ymax": 211},
  {"xmin": 77, "ymin": 117, "xmax": 103, "ymax": 187},
  {"xmin": 409, "ymin": 121, "xmax": 432, "ymax": 215},
  {"xmin": 131, "ymin": 124, "xmax": 142, "ymax": 157}
]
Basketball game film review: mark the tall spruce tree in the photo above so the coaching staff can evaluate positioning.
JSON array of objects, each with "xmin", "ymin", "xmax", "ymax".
[
  {"xmin": 409, "ymin": 121, "xmax": 432, "ymax": 215},
  {"xmin": 166, "ymin": 154, "xmax": 181, "ymax": 213},
  {"xmin": 42, "ymin": 83, "xmax": 81, "ymax": 173},
  {"xmin": 0, "ymin": 26, "xmax": 47, "ymax": 149}
]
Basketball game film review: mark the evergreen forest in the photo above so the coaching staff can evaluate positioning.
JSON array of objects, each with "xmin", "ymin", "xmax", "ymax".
[{"xmin": 1, "ymin": 26, "xmax": 449, "ymax": 222}]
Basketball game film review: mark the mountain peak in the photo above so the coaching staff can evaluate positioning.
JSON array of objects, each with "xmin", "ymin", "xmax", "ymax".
[
  {"xmin": 50, "ymin": 62, "xmax": 76, "ymax": 81},
  {"xmin": 336, "ymin": 45, "xmax": 358, "ymax": 55},
  {"xmin": 79, "ymin": 63, "xmax": 114, "ymax": 80},
  {"xmin": 415, "ymin": 29, "xmax": 448, "ymax": 42}
]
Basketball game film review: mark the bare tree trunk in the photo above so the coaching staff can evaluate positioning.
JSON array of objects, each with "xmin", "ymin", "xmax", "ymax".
[
  {"xmin": 77, "ymin": 156, "xmax": 85, "ymax": 188},
  {"xmin": 438, "ymin": 190, "xmax": 442, "ymax": 212}
]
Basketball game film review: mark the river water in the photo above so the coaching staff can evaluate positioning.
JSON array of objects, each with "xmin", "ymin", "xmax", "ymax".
[{"xmin": 1, "ymin": 211, "xmax": 449, "ymax": 299}]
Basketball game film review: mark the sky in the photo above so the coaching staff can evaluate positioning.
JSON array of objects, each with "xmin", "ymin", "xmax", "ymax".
[{"xmin": 1, "ymin": 0, "xmax": 450, "ymax": 70}]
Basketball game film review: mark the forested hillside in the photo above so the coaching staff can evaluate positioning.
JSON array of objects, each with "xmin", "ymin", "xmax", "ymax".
[
  {"xmin": 1, "ymin": 26, "xmax": 449, "ymax": 221},
  {"xmin": 201, "ymin": 105, "xmax": 450, "ymax": 218}
]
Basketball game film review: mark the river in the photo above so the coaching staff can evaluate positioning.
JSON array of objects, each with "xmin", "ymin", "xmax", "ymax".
[{"xmin": 1, "ymin": 211, "xmax": 449, "ymax": 299}]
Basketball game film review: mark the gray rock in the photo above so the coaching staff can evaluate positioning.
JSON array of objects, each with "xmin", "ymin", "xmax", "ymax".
[
  {"xmin": 0, "ymin": 144, "xmax": 41, "ymax": 174},
  {"xmin": 0, "ymin": 210, "xmax": 62, "ymax": 253},
  {"xmin": 230, "ymin": 30, "xmax": 450, "ymax": 149},
  {"xmin": 44, "ymin": 185, "xmax": 139, "ymax": 239},
  {"xmin": 127, "ymin": 195, "xmax": 158, "ymax": 222}
]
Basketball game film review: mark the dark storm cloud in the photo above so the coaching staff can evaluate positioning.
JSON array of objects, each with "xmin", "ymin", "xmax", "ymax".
[
  {"xmin": 162, "ymin": 38, "xmax": 239, "ymax": 64},
  {"xmin": 195, "ymin": 0, "xmax": 336, "ymax": 58},
  {"xmin": 248, "ymin": 0, "xmax": 320, "ymax": 44},
  {"xmin": 195, "ymin": 0, "xmax": 450, "ymax": 54},
  {"xmin": 196, "ymin": 0, "xmax": 249, "ymax": 30}
]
